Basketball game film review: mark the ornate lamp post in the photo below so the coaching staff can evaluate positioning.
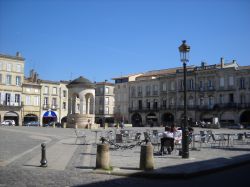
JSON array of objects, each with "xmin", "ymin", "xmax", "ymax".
[{"xmin": 179, "ymin": 40, "xmax": 190, "ymax": 159}]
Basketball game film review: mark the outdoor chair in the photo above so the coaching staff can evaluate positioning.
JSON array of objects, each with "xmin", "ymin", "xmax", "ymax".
[
  {"xmin": 115, "ymin": 134, "xmax": 123, "ymax": 144},
  {"xmin": 244, "ymin": 132, "xmax": 250, "ymax": 143},
  {"xmin": 197, "ymin": 131, "xmax": 211, "ymax": 148},
  {"xmin": 105, "ymin": 130, "xmax": 115, "ymax": 143},
  {"xmin": 151, "ymin": 131, "xmax": 160, "ymax": 152},
  {"xmin": 134, "ymin": 132, "xmax": 141, "ymax": 143},
  {"xmin": 143, "ymin": 132, "xmax": 151, "ymax": 143},
  {"xmin": 210, "ymin": 134, "xmax": 226, "ymax": 147},
  {"xmin": 75, "ymin": 129, "xmax": 87, "ymax": 145}
]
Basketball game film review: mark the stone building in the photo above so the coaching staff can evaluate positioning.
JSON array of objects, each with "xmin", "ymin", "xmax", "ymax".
[
  {"xmin": 0, "ymin": 52, "xmax": 69, "ymax": 126},
  {"xmin": 67, "ymin": 76, "xmax": 95, "ymax": 128},
  {"xmin": 22, "ymin": 70, "xmax": 41, "ymax": 124},
  {"xmin": 112, "ymin": 73, "xmax": 143, "ymax": 123},
  {"xmin": 95, "ymin": 81, "xmax": 115, "ymax": 126},
  {"xmin": 39, "ymin": 79, "xmax": 68, "ymax": 126},
  {"xmin": 0, "ymin": 52, "xmax": 25, "ymax": 125},
  {"xmin": 115, "ymin": 58, "xmax": 250, "ymax": 127}
]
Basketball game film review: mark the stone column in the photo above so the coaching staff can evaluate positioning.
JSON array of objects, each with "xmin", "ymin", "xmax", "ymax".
[
  {"xmin": 72, "ymin": 97, "xmax": 76, "ymax": 114},
  {"xmin": 87, "ymin": 98, "xmax": 91, "ymax": 114},
  {"xmin": 80, "ymin": 97, "xmax": 84, "ymax": 114},
  {"xmin": 91, "ymin": 97, "xmax": 95, "ymax": 115}
]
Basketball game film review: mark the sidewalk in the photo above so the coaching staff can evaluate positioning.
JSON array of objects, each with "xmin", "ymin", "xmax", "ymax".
[
  {"xmin": 1, "ymin": 126, "xmax": 250, "ymax": 180},
  {"xmin": 81, "ymin": 133, "xmax": 250, "ymax": 178}
]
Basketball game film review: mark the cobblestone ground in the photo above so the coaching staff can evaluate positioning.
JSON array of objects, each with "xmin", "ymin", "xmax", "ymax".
[{"xmin": 0, "ymin": 126, "xmax": 250, "ymax": 186}]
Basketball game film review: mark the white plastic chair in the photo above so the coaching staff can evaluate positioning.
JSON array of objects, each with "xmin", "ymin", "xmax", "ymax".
[{"xmin": 75, "ymin": 129, "xmax": 87, "ymax": 145}]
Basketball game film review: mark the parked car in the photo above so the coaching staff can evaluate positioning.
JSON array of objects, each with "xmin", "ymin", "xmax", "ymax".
[
  {"xmin": 1, "ymin": 120, "xmax": 15, "ymax": 126},
  {"xmin": 43, "ymin": 121, "xmax": 60, "ymax": 127},
  {"xmin": 24, "ymin": 121, "xmax": 40, "ymax": 127},
  {"xmin": 228, "ymin": 123, "xmax": 244, "ymax": 129},
  {"xmin": 55, "ymin": 122, "xmax": 62, "ymax": 127}
]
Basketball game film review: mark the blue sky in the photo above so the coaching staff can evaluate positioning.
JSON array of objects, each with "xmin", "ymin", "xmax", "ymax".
[{"xmin": 0, "ymin": 0, "xmax": 249, "ymax": 82}]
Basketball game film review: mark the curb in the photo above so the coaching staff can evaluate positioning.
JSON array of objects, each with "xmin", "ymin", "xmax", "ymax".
[{"xmin": 93, "ymin": 157, "xmax": 250, "ymax": 179}]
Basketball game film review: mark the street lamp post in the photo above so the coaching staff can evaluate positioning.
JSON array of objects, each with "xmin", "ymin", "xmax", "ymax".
[{"xmin": 179, "ymin": 40, "xmax": 190, "ymax": 159}]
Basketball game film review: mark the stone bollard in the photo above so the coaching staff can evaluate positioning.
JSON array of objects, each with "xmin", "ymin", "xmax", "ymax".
[
  {"xmin": 139, "ymin": 142, "xmax": 154, "ymax": 170},
  {"xmin": 96, "ymin": 141, "xmax": 110, "ymax": 170},
  {"xmin": 40, "ymin": 143, "xmax": 47, "ymax": 167}
]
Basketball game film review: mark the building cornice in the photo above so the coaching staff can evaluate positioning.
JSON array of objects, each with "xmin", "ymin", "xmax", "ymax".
[{"xmin": 0, "ymin": 53, "xmax": 25, "ymax": 61}]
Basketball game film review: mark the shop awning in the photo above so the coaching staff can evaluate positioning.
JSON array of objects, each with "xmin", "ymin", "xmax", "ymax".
[{"xmin": 43, "ymin": 111, "xmax": 57, "ymax": 118}]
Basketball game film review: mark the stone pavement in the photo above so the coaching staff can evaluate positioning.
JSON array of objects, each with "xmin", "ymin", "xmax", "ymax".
[{"xmin": 0, "ymin": 126, "xmax": 250, "ymax": 186}]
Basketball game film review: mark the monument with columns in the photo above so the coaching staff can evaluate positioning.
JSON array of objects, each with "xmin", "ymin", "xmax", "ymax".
[{"xmin": 66, "ymin": 76, "xmax": 95, "ymax": 128}]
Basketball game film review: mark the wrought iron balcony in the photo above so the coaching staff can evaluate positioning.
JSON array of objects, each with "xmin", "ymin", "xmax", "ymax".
[
  {"xmin": 129, "ymin": 107, "xmax": 159, "ymax": 113},
  {"xmin": 43, "ymin": 104, "xmax": 50, "ymax": 110},
  {"xmin": 0, "ymin": 102, "xmax": 23, "ymax": 110}
]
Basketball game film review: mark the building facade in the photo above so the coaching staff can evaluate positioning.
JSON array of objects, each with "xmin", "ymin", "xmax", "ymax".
[
  {"xmin": 0, "ymin": 53, "xmax": 69, "ymax": 126},
  {"xmin": 0, "ymin": 52, "xmax": 25, "ymax": 125},
  {"xmin": 112, "ymin": 73, "xmax": 143, "ymax": 124},
  {"xmin": 115, "ymin": 59, "xmax": 250, "ymax": 127},
  {"xmin": 95, "ymin": 81, "xmax": 115, "ymax": 125},
  {"xmin": 67, "ymin": 76, "xmax": 95, "ymax": 128}
]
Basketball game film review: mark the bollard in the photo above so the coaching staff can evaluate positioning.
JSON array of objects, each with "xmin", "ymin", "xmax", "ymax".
[
  {"xmin": 139, "ymin": 142, "xmax": 154, "ymax": 170},
  {"xmin": 96, "ymin": 143, "xmax": 110, "ymax": 170},
  {"xmin": 40, "ymin": 143, "xmax": 47, "ymax": 167}
]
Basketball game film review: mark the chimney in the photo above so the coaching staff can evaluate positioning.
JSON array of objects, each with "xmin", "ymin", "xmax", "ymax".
[
  {"xmin": 232, "ymin": 60, "xmax": 236, "ymax": 64},
  {"xmin": 16, "ymin": 52, "xmax": 21, "ymax": 57},
  {"xmin": 201, "ymin": 61, "xmax": 206, "ymax": 68},
  {"xmin": 220, "ymin": 57, "xmax": 224, "ymax": 68}
]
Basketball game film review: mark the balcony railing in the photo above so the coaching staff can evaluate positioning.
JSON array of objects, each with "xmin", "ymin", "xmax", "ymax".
[
  {"xmin": 51, "ymin": 105, "xmax": 58, "ymax": 110},
  {"xmin": 43, "ymin": 104, "xmax": 50, "ymax": 110},
  {"xmin": 129, "ymin": 102, "xmax": 250, "ymax": 113},
  {"xmin": 0, "ymin": 102, "xmax": 23, "ymax": 110},
  {"xmin": 129, "ymin": 107, "xmax": 159, "ymax": 112}
]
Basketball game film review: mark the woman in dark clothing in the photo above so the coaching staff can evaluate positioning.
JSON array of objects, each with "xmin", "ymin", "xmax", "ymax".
[{"xmin": 160, "ymin": 125, "xmax": 176, "ymax": 155}]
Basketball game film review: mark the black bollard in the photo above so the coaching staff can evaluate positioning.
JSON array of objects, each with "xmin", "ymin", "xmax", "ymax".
[{"xmin": 40, "ymin": 143, "xmax": 47, "ymax": 167}]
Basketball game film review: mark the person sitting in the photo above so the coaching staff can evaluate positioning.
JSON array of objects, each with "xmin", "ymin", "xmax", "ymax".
[
  {"xmin": 188, "ymin": 127, "xmax": 194, "ymax": 144},
  {"xmin": 174, "ymin": 128, "xmax": 182, "ymax": 145},
  {"xmin": 160, "ymin": 125, "xmax": 176, "ymax": 155}
]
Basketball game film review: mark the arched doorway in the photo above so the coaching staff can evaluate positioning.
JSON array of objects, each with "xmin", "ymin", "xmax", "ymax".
[
  {"xmin": 61, "ymin": 116, "xmax": 67, "ymax": 127},
  {"xmin": 146, "ymin": 112, "xmax": 157, "ymax": 127},
  {"xmin": 85, "ymin": 93, "xmax": 94, "ymax": 114},
  {"xmin": 131, "ymin": 113, "xmax": 142, "ymax": 127},
  {"xmin": 161, "ymin": 112, "xmax": 174, "ymax": 126},
  {"xmin": 4, "ymin": 112, "xmax": 19, "ymax": 126},
  {"xmin": 24, "ymin": 114, "xmax": 38, "ymax": 124},
  {"xmin": 240, "ymin": 110, "xmax": 250, "ymax": 128},
  {"xmin": 220, "ymin": 111, "xmax": 235, "ymax": 126},
  {"xmin": 42, "ymin": 110, "xmax": 57, "ymax": 125}
]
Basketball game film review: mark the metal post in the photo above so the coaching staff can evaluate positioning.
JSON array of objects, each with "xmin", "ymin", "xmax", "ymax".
[
  {"xmin": 40, "ymin": 143, "xmax": 47, "ymax": 167},
  {"xmin": 182, "ymin": 62, "xmax": 189, "ymax": 158}
]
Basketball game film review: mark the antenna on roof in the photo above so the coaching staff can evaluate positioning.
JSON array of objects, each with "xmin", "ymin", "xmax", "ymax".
[{"xmin": 70, "ymin": 72, "xmax": 73, "ymax": 80}]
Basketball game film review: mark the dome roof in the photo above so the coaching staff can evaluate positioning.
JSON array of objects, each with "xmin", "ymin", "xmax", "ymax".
[{"xmin": 67, "ymin": 76, "xmax": 95, "ymax": 88}]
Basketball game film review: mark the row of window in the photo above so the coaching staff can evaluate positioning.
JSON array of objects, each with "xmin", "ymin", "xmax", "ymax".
[
  {"xmin": 25, "ymin": 95, "xmax": 40, "ymax": 106},
  {"xmin": 97, "ymin": 106, "xmax": 111, "ymax": 114},
  {"xmin": 130, "ymin": 77, "xmax": 249, "ymax": 97},
  {"xmin": 131, "ymin": 85, "xmax": 159, "ymax": 97},
  {"xmin": 0, "ymin": 62, "xmax": 22, "ymax": 73},
  {"xmin": 0, "ymin": 93, "xmax": 21, "ymax": 105},
  {"xmin": 96, "ymin": 87, "xmax": 111, "ymax": 94},
  {"xmin": 43, "ymin": 86, "xmax": 67, "ymax": 97},
  {"xmin": 0, "ymin": 74, "xmax": 22, "ymax": 86},
  {"xmin": 0, "ymin": 92, "xmax": 67, "ymax": 110},
  {"xmin": 131, "ymin": 93, "xmax": 248, "ymax": 109},
  {"xmin": 97, "ymin": 97, "xmax": 110, "ymax": 105},
  {"xmin": 43, "ymin": 97, "xmax": 67, "ymax": 110}
]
